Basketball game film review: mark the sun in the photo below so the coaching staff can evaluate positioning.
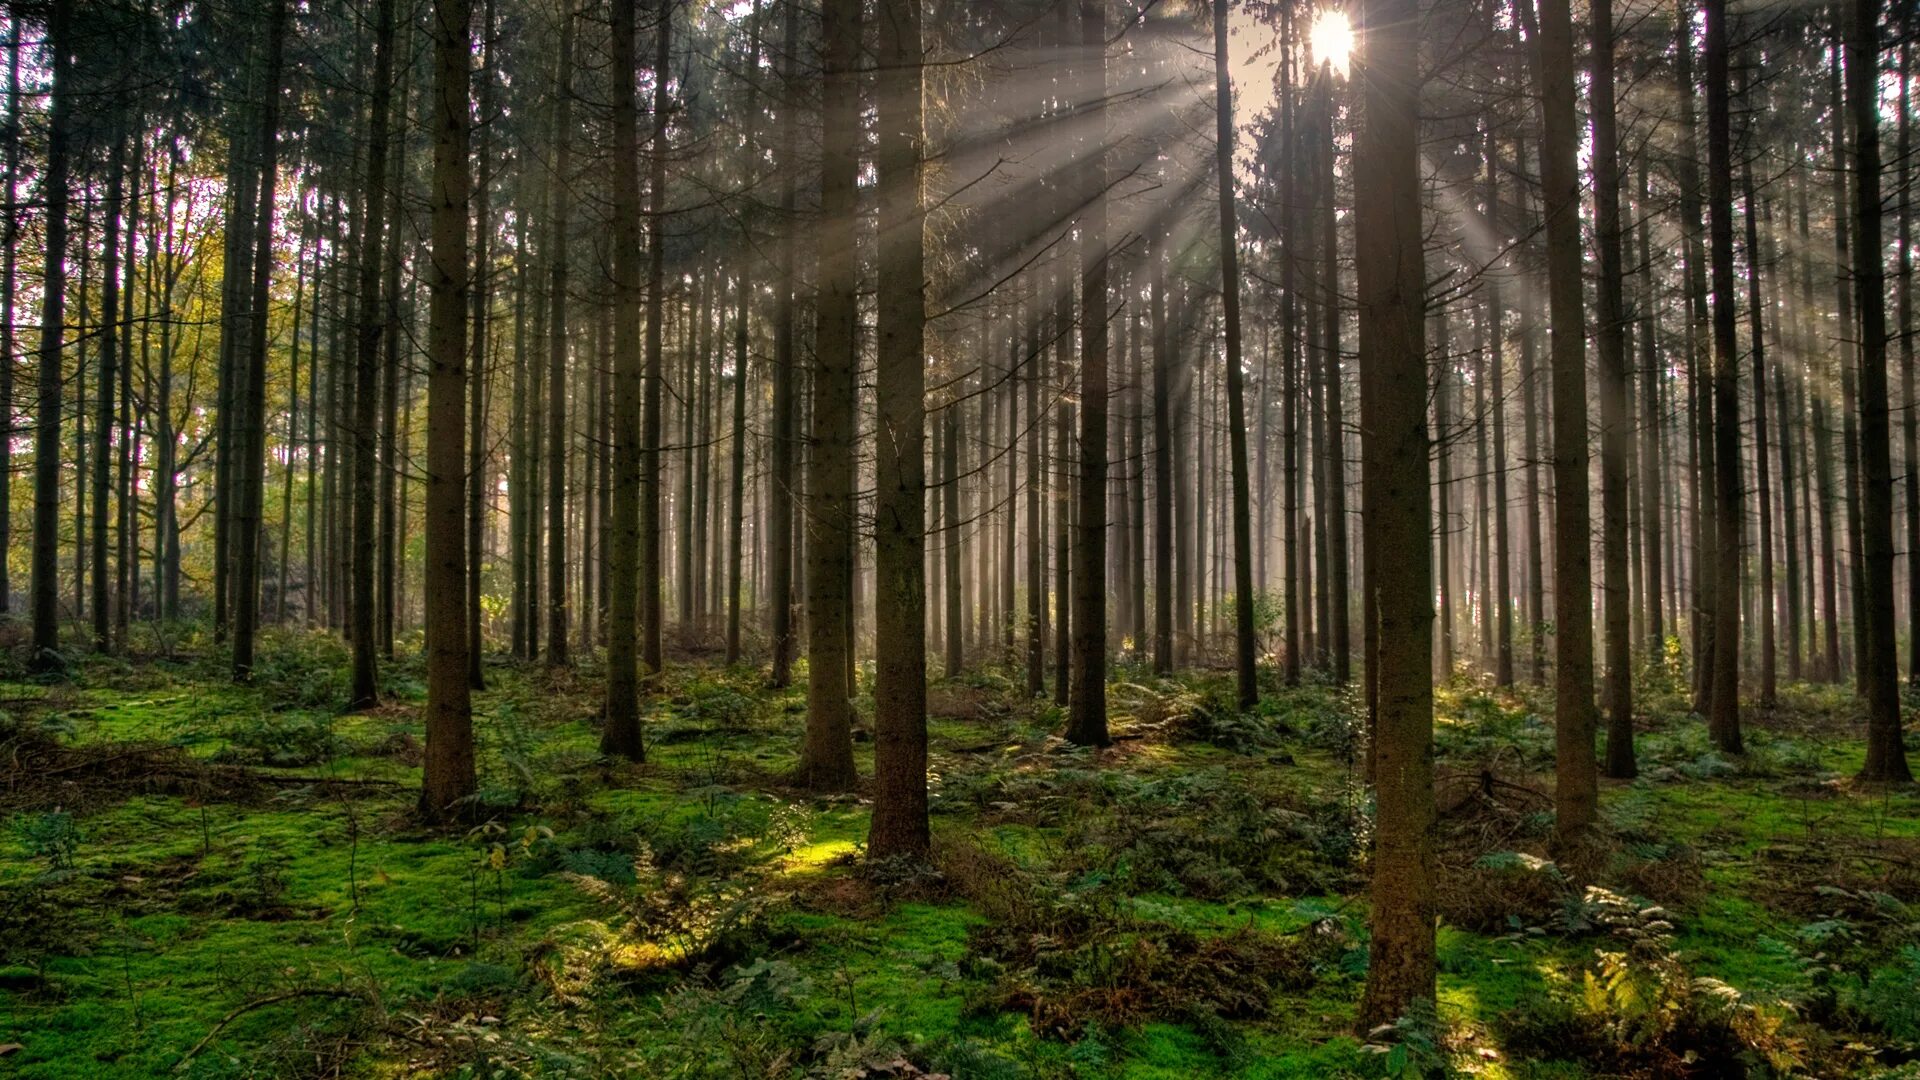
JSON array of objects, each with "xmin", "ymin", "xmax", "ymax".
[{"xmin": 1309, "ymin": 9, "xmax": 1353, "ymax": 78}]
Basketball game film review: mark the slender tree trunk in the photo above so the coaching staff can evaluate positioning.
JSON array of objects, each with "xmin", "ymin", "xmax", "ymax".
[
  {"xmin": 1355, "ymin": 0, "xmax": 1435, "ymax": 1026},
  {"xmin": 802, "ymin": 0, "xmax": 860, "ymax": 790},
  {"xmin": 1487, "ymin": 130, "xmax": 1513, "ymax": 687},
  {"xmin": 1638, "ymin": 155, "xmax": 1666, "ymax": 661},
  {"xmin": 1741, "ymin": 120, "xmax": 1775, "ymax": 707},
  {"xmin": 1151, "ymin": 255, "xmax": 1173, "ymax": 676},
  {"xmin": 420, "ymin": 0, "xmax": 476, "ymax": 823},
  {"xmin": 232, "ymin": 0, "xmax": 288, "ymax": 682},
  {"xmin": 1212, "ymin": 0, "xmax": 1259, "ymax": 710},
  {"xmin": 0, "ymin": 23, "xmax": 18, "ymax": 617},
  {"xmin": 546, "ymin": 11, "xmax": 574, "ymax": 666},
  {"xmin": 603, "ymin": 0, "xmax": 646, "ymax": 759},
  {"xmin": 1847, "ymin": 0, "xmax": 1912, "ymax": 781},
  {"xmin": 641, "ymin": 5, "xmax": 671, "ymax": 678},
  {"xmin": 1539, "ymin": 0, "xmax": 1600, "ymax": 838},
  {"xmin": 767, "ymin": 2, "xmax": 799, "ymax": 687},
  {"xmin": 93, "ymin": 132, "xmax": 123, "ymax": 654},
  {"xmin": 869, "ymin": 0, "xmax": 929, "ymax": 858},
  {"xmin": 468, "ymin": 0, "xmax": 493, "ymax": 689},
  {"xmin": 1591, "ymin": 0, "xmax": 1633, "ymax": 777},
  {"xmin": 1704, "ymin": 0, "xmax": 1743, "ymax": 753},
  {"xmin": 1067, "ymin": 0, "xmax": 1111, "ymax": 746},
  {"xmin": 1902, "ymin": 37, "xmax": 1919, "ymax": 690},
  {"xmin": 350, "ymin": 0, "xmax": 398, "ymax": 708}
]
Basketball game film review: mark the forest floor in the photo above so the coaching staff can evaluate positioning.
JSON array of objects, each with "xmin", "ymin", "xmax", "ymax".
[{"xmin": 2, "ymin": 628, "xmax": 1918, "ymax": 1079}]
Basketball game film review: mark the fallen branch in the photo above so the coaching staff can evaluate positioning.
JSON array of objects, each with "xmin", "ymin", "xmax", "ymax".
[{"xmin": 173, "ymin": 988, "xmax": 363, "ymax": 1072}]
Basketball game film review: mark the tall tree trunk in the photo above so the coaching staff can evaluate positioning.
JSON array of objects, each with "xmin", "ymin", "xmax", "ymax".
[
  {"xmin": 1741, "ymin": 117, "xmax": 1776, "ymax": 707},
  {"xmin": 641, "ymin": 4, "xmax": 671, "ymax": 677},
  {"xmin": 468, "ymin": 0, "xmax": 494, "ymax": 689},
  {"xmin": 93, "ymin": 131, "xmax": 123, "ymax": 654},
  {"xmin": 767, "ymin": 1, "xmax": 800, "ymax": 688},
  {"xmin": 1213, "ymin": 0, "xmax": 1258, "ymax": 710},
  {"xmin": 1847, "ymin": 0, "xmax": 1913, "ymax": 781},
  {"xmin": 547, "ymin": 9, "xmax": 574, "ymax": 667},
  {"xmin": 351, "ymin": 0, "xmax": 398, "ymax": 708},
  {"xmin": 802, "ymin": 0, "xmax": 860, "ymax": 790},
  {"xmin": 1902, "ymin": 37, "xmax": 1919, "ymax": 689},
  {"xmin": 869, "ymin": 0, "xmax": 929, "ymax": 859},
  {"xmin": 1704, "ymin": 0, "xmax": 1743, "ymax": 753},
  {"xmin": 603, "ymin": 0, "xmax": 646, "ymax": 759},
  {"xmin": 1355, "ymin": 0, "xmax": 1435, "ymax": 1026},
  {"xmin": 1638, "ymin": 155, "xmax": 1666, "ymax": 661},
  {"xmin": 1067, "ymin": 0, "xmax": 1111, "ymax": 746},
  {"xmin": 0, "ymin": 22, "xmax": 18, "ymax": 616},
  {"xmin": 1539, "ymin": 0, "xmax": 1600, "ymax": 839},
  {"xmin": 1676, "ymin": 0, "xmax": 1716, "ymax": 714},
  {"xmin": 1487, "ymin": 129, "xmax": 1513, "ymax": 687},
  {"xmin": 232, "ymin": 0, "xmax": 288, "ymax": 682},
  {"xmin": 1592, "ymin": 0, "xmax": 1633, "ymax": 777},
  {"xmin": 421, "ymin": 0, "xmax": 476, "ymax": 823},
  {"xmin": 1152, "ymin": 255, "xmax": 1174, "ymax": 676}
]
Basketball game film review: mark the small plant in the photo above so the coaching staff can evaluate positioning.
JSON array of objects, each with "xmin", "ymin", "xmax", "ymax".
[
  {"xmin": 1362, "ymin": 999, "xmax": 1453, "ymax": 1078},
  {"xmin": 10, "ymin": 810, "xmax": 81, "ymax": 874}
]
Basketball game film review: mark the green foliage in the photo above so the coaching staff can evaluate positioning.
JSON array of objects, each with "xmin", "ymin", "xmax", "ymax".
[
  {"xmin": 211, "ymin": 711, "xmax": 341, "ymax": 767},
  {"xmin": 1504, "ymin": 887, "xmax": 1811, "ymax": 1075},
  {"xmin": 1361, "ymin": 999, "xmax": 1452, "ymax": 1079},
  {"xmin": 10, "ymin": 809, "xmax": 82, "ymax": 872}
]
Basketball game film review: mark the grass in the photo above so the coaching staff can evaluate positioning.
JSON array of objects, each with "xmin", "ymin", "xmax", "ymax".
[{"xmin": 0, "ymin": 626, "xmax": 1917, "ymax": 1077}]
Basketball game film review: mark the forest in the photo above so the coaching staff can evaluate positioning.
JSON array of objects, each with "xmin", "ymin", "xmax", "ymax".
[{"xmin": 0, "ymin": 0, "xmax": 1917, "ymax": 1074}]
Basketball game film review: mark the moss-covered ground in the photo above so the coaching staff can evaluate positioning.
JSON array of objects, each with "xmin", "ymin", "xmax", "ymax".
[{"xmin": 2, "ymin": 628, "xmax": 1917, "ymax": 1078}]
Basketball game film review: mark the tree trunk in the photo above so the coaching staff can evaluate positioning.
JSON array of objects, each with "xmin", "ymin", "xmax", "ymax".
[
  {"xmin": 1066, "ymin": 0, "xmax": 1111, "ymax": 746},
  {"xmin": 641, "ymin": 5, "xmax": 671, "ymax": 678},
  {"xmin": 1539, "ymin": 0, "xmax": 1600, "ymax": 838},
  {"xmin": 1591, "ymin": 0, "xmax": 1633, "ymax": 778},
  {"xmin": 468, "ymin": 0, "xmax": 494, "ymax": 689},
  {"xmin": 547, "ymin": 10, "xmax": 574, "ymax": 667},
  {"xmin": 28, "ymin": 0, "xmax": 69, "ymax": 666},
  {"xmin": 1355, "ymin": 0, "xmax": 1436, "ymax": 1027},
  {"xmin": 350, "ymin": 0, "xmax": 398, "ymax": 708},
  {"xmin": 93, "ymin": 131, "xmax": 123, "ymax": 654},
  {"xmin": 232, "ymin": 0, "xmax": 288, "ymax": 682},
  {"xmin": 1704, "ymin": 0, "xmax": 1743, "ymax": 754},
  {"xmin": 1213, "ymin": 0, "xmax": 1258, "ymax": 710},
  {"xmin": 420, "ymin": 0, "xmax": 476, "ymax": 823},
  {"xmin": 767, "ymin": 1, "xmax": 800, "ymax": 688},
  {"xmin": 802, "ymin": 0, "xmax": 860, "ymax": 791},
  {"xmin": 869, "ymin": 0, "xmax": 929, "ymax": 859},
  {"xmin": 603, "ymin": 0, "xmax": 646, "ymax": 760},
  {"xmin": 1846, "ymin": 0, "xmax": 1913, "ymax": 781}
]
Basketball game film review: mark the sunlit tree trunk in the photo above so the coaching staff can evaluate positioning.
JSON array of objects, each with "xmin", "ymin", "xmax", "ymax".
[
  {"xmin": 802, "ymin": 0, "xmax": 861, "ymax": 790},
  {"xmin": 1539, "ymin": 0, "xmax": 1600, "ymax": 838},
  {"xmin": 1355, "ymin": 0, "xmax": 1435, "ymax": 1026}
]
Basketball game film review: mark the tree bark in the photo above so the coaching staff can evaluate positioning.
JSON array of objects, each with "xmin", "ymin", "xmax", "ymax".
[
  {"xmin": 1704, "ymin": 0, "xmax": 1743, "ymax": 754},
  {"xmin": 350, "ymin": 0, "xmax": 398, "ymax": 708},
  {"xmin": 1539, "ymin": 0, "xmax": 1600, "ymax": 838},
  {"xmin": 420, "ymin": 0, "xmax": 477, "ymax": 823},
  {"xmin": 802, "ymin": 0, "xmax": 861, "ymax": 791},
  {"xmin": 1846, "ymin": 0, "xmax": 1913, "ymax": 781},
  {"xmin": 1066, "ymin": 0, "xmax": 1111, "ymax": 746},
  {"xmin": 1355, "ymin": 0, "xmax": 1436, "ymax": 1027},
  {"xmin": 869, "ymin": 0, "xmax": 929, "ymax": 859}
]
